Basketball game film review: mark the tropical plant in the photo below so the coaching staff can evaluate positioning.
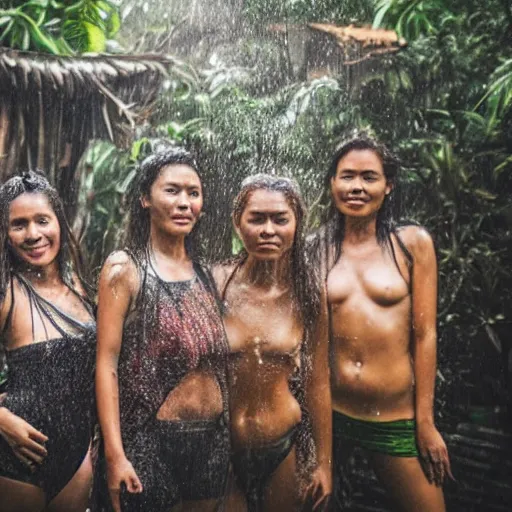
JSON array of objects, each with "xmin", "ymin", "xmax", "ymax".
[
  {"xmin": 0, "ymin": 0, "xmax": 120, "ymax": 54},
  {"xmin": 79, "ymin": 0, "xmax": 512, "ymax": 412},
  {"xmin": 372, "ymin": 0, "xmax": 453, "ymax": 40},
  {"xmin": 73, "ymin": 136, "xmax": 165, "ymax": 272}
]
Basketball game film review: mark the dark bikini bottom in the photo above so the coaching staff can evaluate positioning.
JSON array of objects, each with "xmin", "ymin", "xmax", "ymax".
[
  {"xmin": 333, "ymin": 410, "xmax": 419, "ymax": 457},
  {"xmin": 232, "ymin": 426, "xmax": 298, "ymax": 512},
  {"xmin": 93, "ymin": 416, "xmax": 231, "ymax": 512}
]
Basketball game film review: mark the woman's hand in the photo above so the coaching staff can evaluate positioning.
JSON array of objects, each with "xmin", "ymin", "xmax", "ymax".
[
  {"xmin": 416, "ymin": 421, "xmax": 454, "ymax": 487},
  {"xmin": 0, "ymin": 407, "xmax": 48, "ymax": 470},
  {"xmin": 303, "ymin": 463, "xmax": 332, "ymax": 511},
  {"xmin": 107, "ymin": 455, "xmax": 143, "ymax": 512}
]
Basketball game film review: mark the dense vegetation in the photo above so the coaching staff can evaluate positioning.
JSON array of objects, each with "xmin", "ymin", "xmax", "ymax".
[
  {"xmin": 78, "ymin": 0, "xmax": 512, "ymax": 415},
  {"xmin": 0, "ymin": 0, "xmax": 120, "ymax": 54},
  {"xmin": 2, "ymin": 0, "xmax": 511, "ymax": 412}
]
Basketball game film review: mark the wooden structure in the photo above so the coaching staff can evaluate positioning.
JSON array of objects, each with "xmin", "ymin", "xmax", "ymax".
[
  {"xmin": 267, "ymin": 23, "xmax": 407, "ymax": 81},
  {"xmin": 0, "ymin": 49, "xmax": 173, "ymax": 213}
]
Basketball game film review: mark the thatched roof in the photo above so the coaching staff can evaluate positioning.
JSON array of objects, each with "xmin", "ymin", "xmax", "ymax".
[
  {"xmin": 268, "ymin": 23, "xmax": 406, "ymax": 71},
  {"xmin": 308, "ymin": 23, "xmax": 407, "ymax": 63},
  {"xmin": 0, "ymin": 48, "xmax": 173, "ymax": 212}
]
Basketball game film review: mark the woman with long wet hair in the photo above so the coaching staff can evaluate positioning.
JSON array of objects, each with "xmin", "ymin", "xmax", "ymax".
[
  {"xmin": 312, "ymin": 134, "xmax": 452, "ymax": 511},
  {"xmin": 213, "ymin": 174, "xmax": 331, "ymax": 512},
  {"xmin": 94, "ymin": 147, "xmax": 230, "ymax": 512},
  {"xmin": 0, "ymin": 171, "xmax": 96, "ymax": 512}
]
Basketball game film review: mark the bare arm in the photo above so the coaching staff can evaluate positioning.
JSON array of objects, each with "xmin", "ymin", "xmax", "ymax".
[
  {"xmin": 409, "ymin": 227, "xmax": 438, "ymax": 427},
  {"xmin": 407, "ymin": 227, "xmax": 452, "ymax": 486},
  {"xmin": 304, "ymin": 284, "xmax": 332, "ymax": 508},
  {"xmin": 96, "ymin": 252, "xmax": 142, "ymax": 509}
]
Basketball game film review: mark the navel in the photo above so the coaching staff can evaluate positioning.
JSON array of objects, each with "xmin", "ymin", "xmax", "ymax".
[{"xmin": 354, "ymin": 360, "xmax": 363, "ymax": 379}]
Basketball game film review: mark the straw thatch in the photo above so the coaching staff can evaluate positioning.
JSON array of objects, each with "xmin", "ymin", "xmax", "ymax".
[
  {"xmin": 267, "ymin": 23, "xmax": 406, "ymax": 80},
  {"xmin": 0, "ymin": 48, "xmax": 173, "ymax": 212}
]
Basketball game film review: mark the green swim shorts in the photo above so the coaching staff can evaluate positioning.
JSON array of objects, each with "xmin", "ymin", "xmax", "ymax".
[{"xmin": 333, "ymin": 410, "xmax": 419, "ymax": 458}]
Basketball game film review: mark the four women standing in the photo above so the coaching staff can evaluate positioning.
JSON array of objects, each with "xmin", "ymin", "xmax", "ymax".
[{"xmin": 0, "ymin": 137, "xmax": 450, "ymax": 511}]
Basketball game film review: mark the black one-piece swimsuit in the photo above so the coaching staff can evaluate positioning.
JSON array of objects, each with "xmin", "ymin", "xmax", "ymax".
[{"xmin": 0, "ymin": 273, "xmax": 96, "ymax": 504}]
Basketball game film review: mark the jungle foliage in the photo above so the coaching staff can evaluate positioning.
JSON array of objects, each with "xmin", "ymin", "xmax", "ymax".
[
  {"xmin": 0, "ymin": 0, "xmax": 120, "ymax": 54},
  {"xmin": 77, "ymin": 0, "xmax": 512, "ymax": 412}
]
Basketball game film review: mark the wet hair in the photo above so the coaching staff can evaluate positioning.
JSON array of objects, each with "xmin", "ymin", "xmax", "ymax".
[
  {"xmin": 232, "ymin": 173, "xmax": 321, "ymax": 348},
  {"xmin": 231, "ymin": 174, "xmax": 322, "ymax": 480},
  {"xmin": 125, "ymin": 147, "xmax": 202, "ymax": 262},
  {"xmin": 316, "ymin": 133, "xmax": 403, "ymax": 266},
  {"xmin": 0, "ymin": 170, "xmax": 91, "ymax": 302}
]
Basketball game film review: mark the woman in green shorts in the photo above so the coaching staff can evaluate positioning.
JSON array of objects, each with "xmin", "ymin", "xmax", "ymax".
[{"xmin": 312, "ymin": 134, "xmax": 452, "ymax": 511}]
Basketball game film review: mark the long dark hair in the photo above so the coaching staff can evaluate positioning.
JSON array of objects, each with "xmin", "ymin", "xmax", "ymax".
[
  {"xmin": 0, "ymin": 170, "xmax": 91, "ymax": 302},
  {"xmin": 314, "ymin": 133, "xmax": 403, "ymax": 268},
  {"xmin": 231, "ymin": 174, "xmax": 321, "ymax": 348},
  {"xmin": 124, "ymin": 147, "xmax": 203, "ymax": 263}
]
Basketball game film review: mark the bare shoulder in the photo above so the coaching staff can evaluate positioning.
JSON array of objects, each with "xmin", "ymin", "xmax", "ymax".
[
  {"xmin": 396, "ymin": 225, "xmax": 435, "ymax": 263},
  {"xmin": 210, "ymin": 262, "xmax": 236, "ymax": 291},
  {"xmin": 99, "ymin": 250, "xmax": 139, "ymax": 294}
]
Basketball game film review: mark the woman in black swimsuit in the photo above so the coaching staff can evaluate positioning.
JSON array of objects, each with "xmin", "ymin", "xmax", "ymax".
[
  {"xmin": 95, "ymin": 147, "xmax": 230, "ymax": 512},
  {"xmin": 213, "ymin": 174, "xmax": 331, "ymax": 511},
  {"xmin": 0, "ymin": 171, "xmax": 96, "ymax": 512}
]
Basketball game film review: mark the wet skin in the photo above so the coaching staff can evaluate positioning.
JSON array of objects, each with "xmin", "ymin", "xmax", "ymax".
[
  {"xmin": 138, "ymin": 164, "xmax": 222, "ymax": 419},
  {"xmin": 214, "ymin": 188, "xmax": 332, "ymax": 511},
  {"xmin": 218, "ymin": 190, "xmax": 302, "ymax": 448},
  {"xmin": 222, "ymin": 278, "xmax": 303, "ymax": 447},
  {"xmin": 2, "ymin": 193, "xmax": 93, "ymax": 350},
  {"xmin": 327, "ymin": 149, "xmax": 450, "ymax": 511},
  {"xmin": 0, "ymin": 192, "xmax": 93, "ymax": 512},
  {"xmin": 328, "ymin": 236, "xmax": 414, "ymax": 420},
  {"xmin": 97, "ymin": 164, "xmax": 222, "ymax": 512},
  {"xmin": 328, "ymin": 149, "xmax": 412, "ymax": 419}
]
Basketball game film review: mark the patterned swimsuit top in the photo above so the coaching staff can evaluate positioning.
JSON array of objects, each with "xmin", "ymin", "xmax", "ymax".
[{"xmin": 117, "ymin": 254, "xmax": 229, "ymax": 441}]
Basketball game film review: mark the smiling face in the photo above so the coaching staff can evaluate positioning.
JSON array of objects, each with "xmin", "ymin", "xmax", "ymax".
[
  {"xmin": 330, "ymin": 149, "xmax": 392, "ymax": 219},
  {"xmin": 142, "ymin": 164, "xmax": 203, "ymax": 237},
  {"xmin": 236, "ymin": 189, "xmax": 297, "ymax": 261},
  {"xmin": 8, "ymin": 192, "xmax": 61, "ymax": 269}
]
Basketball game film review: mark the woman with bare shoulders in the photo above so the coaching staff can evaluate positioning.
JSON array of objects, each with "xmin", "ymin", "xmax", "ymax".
[
  {"xmin": 313, "ymin": 135, "xmax": 453, "ymax": 511},
  {"xmin": 94, "ymin": 148, "xmax": 230, "ymax": 512},
  {"xmin": 213, "ymin": 174, "xmax": 332, "ymax": 512},
  {"xmin": 0, "ymin": 171, "xmax": 96, "ymax": 512}
]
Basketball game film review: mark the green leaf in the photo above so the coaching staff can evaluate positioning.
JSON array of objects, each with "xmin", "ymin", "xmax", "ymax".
[
  {"xmin": 21, "ymin": 26, "xmax": 30, "ymax": 50},
  {"xmin": 0, "ymin": 19, "xmax": 14, "ymax": 42},
  {"xmin": 130, "ymin": 137, "xmax": 150, "ymax": 161},
  {"xmin": 373, "ymin": 4, "xmax": 391, "ymax": 29},
  {"xmin": 474, "ymin": 189, "xmax": 497, "ymax": 200},
  {"xmin": 493, "ymin": 155, "xmax": 512, "ymax": 178},
  {"xmin": 43, "ymin": 17, "xmax": 61, "ymax": 28},
  {"xmin": 83, "ymin": 21, "xmax": 106, "ymax": 52},
  {"xmin": 26, "ymin": 21, "xmax": 60, "ymax": 53},
  {"xmin": 0, "ymin": 16, "xmax": 12, "ymax": 27},
  {"xmin": 63, "ymin": 19, "xmax": 106, "ymax": 52},
  {"xmin": 24, "ymin": 0, "xmax": 50, "ymax": 7},
  {"xmin": 115, "ymin": 168, "xmax": 137, "ymax": 194}
]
